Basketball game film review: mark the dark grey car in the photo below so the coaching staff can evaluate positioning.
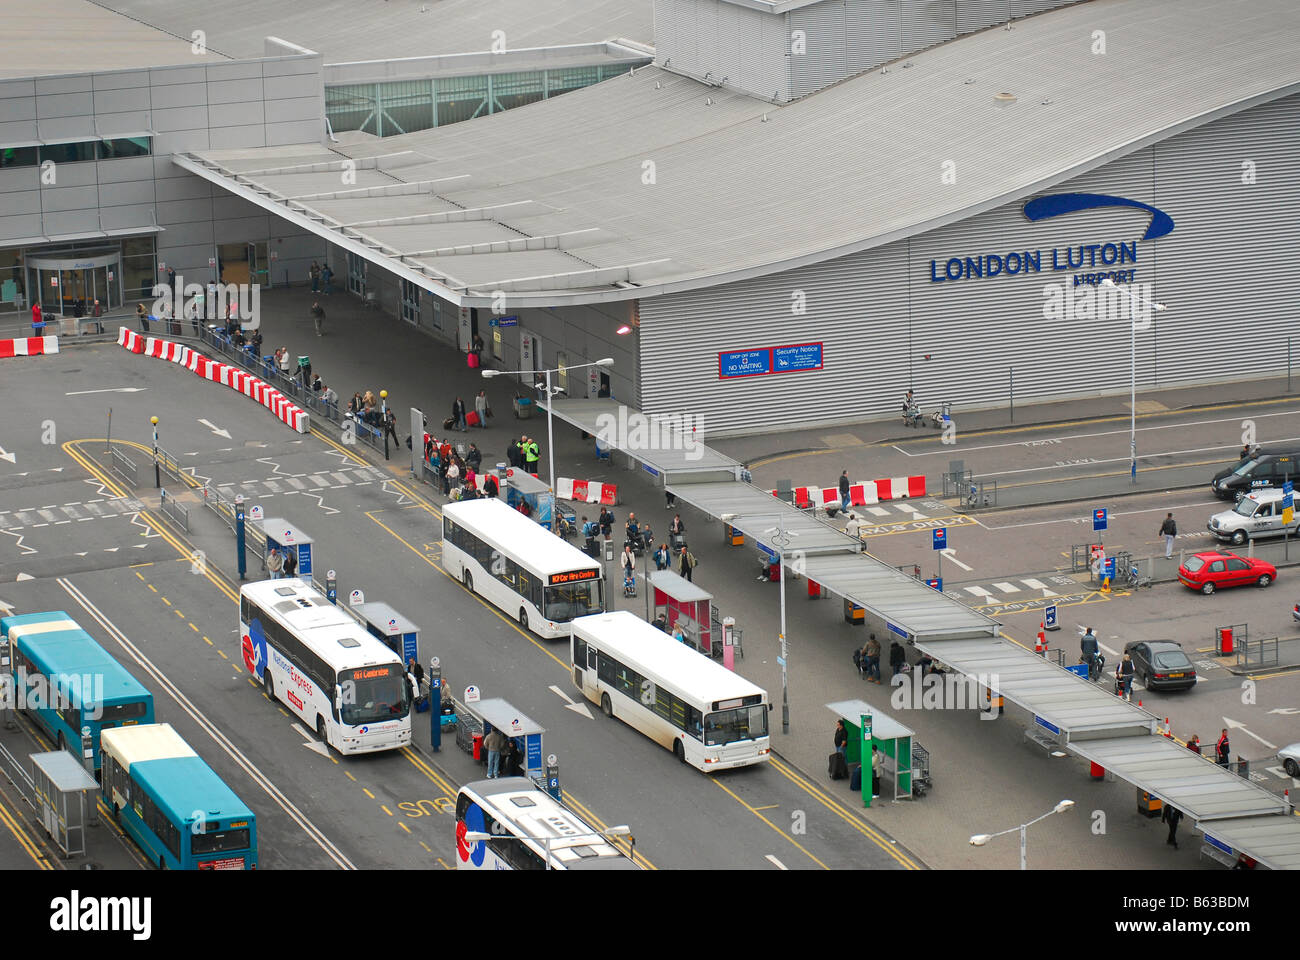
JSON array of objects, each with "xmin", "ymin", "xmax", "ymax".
[{"xmin": 1123, "ymin": 640, "xmax": 1197, "ymax": 692}]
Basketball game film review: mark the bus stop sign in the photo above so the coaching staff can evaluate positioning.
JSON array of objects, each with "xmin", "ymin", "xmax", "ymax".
[
  {"xmin": 1093, "ymin": 508, "xmax": 1107, "ymax": 531},
  {"xmin": 932, "ymin": 528, "xmax": 947, "ymax": 550}
]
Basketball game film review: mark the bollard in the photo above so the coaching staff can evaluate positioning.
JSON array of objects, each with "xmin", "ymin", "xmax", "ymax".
[{"xmin": 429, "ymin": 657, "xmax": 442, "ymax": 752}]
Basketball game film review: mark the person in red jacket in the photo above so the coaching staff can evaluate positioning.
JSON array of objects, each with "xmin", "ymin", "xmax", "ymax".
[
  {"xmin": 31, "ymin": 301, "xmax": 43, "ymax": 334},
  {"xmin": 1215, "ymin": 729, "xmax": 1230, "ymax": 767},
  {"xmin": 1186, "ymin": 734, "xmax": 1201, "ymax": 755}
]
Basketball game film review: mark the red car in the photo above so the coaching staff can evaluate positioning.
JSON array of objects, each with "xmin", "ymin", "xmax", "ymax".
[{"xmin": 1178, "ymin": 551, "xmax": 1276, "ymax": 595}]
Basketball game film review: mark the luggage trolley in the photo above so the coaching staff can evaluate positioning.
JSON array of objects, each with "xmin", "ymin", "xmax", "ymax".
[{"xmin": 910, "ymin": 741, "xmax": 933, "ymax": 797}]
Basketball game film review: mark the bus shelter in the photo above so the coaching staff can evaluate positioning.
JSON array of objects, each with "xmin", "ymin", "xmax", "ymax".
[
  {"xmin": 30, "ymin": 750, "xmax": 98, "ymax": 857},
  {"xmin": 826, "ymin": 700, "xmax": 923, "ymax": 808},
  {"xmin": 260, "ymin": 519, "xmax": 314, "ymax": 578},
  {"xmin": 504, "ymin": 469, "xmax": 555, "ymax": 529},
  {"xmin": 461, "ymin": 697, "xmax": 545, "ymax": 784},
  {"xmin": 646, "ymin": 570, "xmax": 714, "ymax": 656},
  {"xmin": 353, "ymin": 601, "xmax": 419, "ymax": 666}
]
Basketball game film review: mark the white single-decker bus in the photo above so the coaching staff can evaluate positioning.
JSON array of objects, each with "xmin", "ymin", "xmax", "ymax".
[
  {"xmin": 239, "ymin": 579, "xmax": 413, "ymax": 754},
  {"xmin": 571, "ymin": 611, "xmax": 770, "ymax": 772},
  {"xmin": 442, "ymin": 497, "xmax": 603, "ymax": 638}
]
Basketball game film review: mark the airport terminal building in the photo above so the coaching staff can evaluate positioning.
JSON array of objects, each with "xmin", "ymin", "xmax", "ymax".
[{"xmin": 2, "ymin": 0, "xmax": 1297, "ymax": 436}]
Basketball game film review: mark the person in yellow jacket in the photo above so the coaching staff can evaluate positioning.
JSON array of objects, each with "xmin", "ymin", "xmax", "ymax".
[{"xmin": 523, "ymin": 436, "xmax": 540, "ymax": 471}]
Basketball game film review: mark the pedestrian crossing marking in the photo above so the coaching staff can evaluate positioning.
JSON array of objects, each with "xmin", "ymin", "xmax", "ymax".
[
  {"xmin": 1022, "ymin": 578, "xmax": 1049, "ymax": 590},
  {"xmin": 865, "ymin": 506, "xmax": 890, "ymax": 516},
  {"xmin": 992, "ymin": 582, "xmax": 1020, "ymax": 593},
  {"xmin": 964, "ymin": 586, "xmax": 993, "ymax": 598}
]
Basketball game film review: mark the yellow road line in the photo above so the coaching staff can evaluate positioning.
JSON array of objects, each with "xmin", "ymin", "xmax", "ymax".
[
  {"xmin": 399, "ymin": 822, "xmax": 411, "ymax": 834},
  {"xmin": 381, "ymin": 805, "xmax": 393, "ymax": 817},
  {"xmin": 0, "ymin": 797, "xmax": 52, "ymax": 870},
  {"xmin": 709, "ymin": 776, "xmax": 828, "ymax": 869},
  {"xmin": 399, "ymin": 746, "xmax": 458, "ymax": 797},
  {"xmin": 161, "ymin": 597, "xmax": 171, "ymax": 606},
  {"xmin": 766, "ymin": 756, "xmax": 918, "ymax": 870},
  {"xmin": 419, "ymin": 841, "xmax": 432, "ymax": 853},
  {"xmin": 363, "ymin": 788, "xmax": 375, "ymax": 800}
]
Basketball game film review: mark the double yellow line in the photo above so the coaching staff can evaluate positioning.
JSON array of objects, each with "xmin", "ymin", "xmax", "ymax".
[{"xmin": 0, "ymin": 794, "xmax": 52, "ymax": 870}]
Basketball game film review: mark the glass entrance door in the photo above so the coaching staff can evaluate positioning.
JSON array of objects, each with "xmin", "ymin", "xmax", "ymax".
[{"xmin": 30, "ymin": 252, "xmax": 122, "ymax": 313}]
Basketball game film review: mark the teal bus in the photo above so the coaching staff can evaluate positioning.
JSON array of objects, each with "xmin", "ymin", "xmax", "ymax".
[
  {"xmin": 101, "ymin": 723, "xmax": 258, "ymax": 870},
  {"xmin": 1, "ymin": 611, "xmax": 154, "ymax": 770}
]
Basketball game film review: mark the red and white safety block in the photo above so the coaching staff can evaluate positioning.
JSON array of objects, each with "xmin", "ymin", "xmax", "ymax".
[
  {"xmin": 117, "ymin": 326, "xmax": 308, "ymax": 434},
  {"xmin": 555, "ymin": 476, "xmax": 619, "ymax": 506},
  {"xmin": 770, "ymin": 475, "xmax": 926, "ymax": 509},
  {"xmin": 0, "ymin": 335, "xmax": 58, "ymax": 358}
]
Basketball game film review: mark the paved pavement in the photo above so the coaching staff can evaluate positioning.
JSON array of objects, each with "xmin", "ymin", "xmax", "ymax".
[{"xmin": 148, "ymin": 285, "xmax": 1298, "ymax": 869}]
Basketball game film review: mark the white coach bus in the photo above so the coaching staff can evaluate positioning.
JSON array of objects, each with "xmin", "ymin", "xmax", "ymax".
[
  {"xmin": 571, "ymin": 611, "xmax": 771, "ymax": 772},
  {"xmin": 442, "ymin": 497, "xmax": 603, "ymax": 638},
  {"xmin": 239, "ymin": 579, "xmax": 413, "ymax": 754}
]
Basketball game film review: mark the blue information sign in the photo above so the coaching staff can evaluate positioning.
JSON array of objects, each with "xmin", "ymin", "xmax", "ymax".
[
  {"xmin": 1286, "ymin": 481, "xmax": 1294, "ymax": 495},
  {"xmin": 932, "ymin": 527, "xmax": 947, "ymax": 550},
  {"xmin": 497, "ymin": 315, "xmax": 518, "ymax": 327},
  {"xmin": 718, "ymin": 349, "xmax": 772, "ymax": 379},
  {"xmin": 1044, "ymin": 604, "xmax": 1058, "ymax": 629},
  {"xmin": 1103, "ymin": 557, "xmax": 1116, "ymax": 579},
  {"xmin": 1093, "ymin": 508, "xmax": 1107, "ymax": 531},
  {"xmin": 526, "ymin": 735, "xmax": 542, "ymax": 775},
  {"xmin": 773, "ymin": 342, "xmax": 824, "ymax": 373},
  {"xmin": 926, "ymin": 577, "xmax": 943, "ymax": 592},
  {"xmin": 297, "ymin": 542, "xmax": 312, "ymax": 577}
]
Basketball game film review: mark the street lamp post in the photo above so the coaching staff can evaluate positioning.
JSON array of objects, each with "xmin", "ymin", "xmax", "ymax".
[
  {"xmin": 464, "ymin": 824, "xmax": 632, "ymax": 870},
  {"xmin": 482, "ymin": 358, "xmax": 614, "ymax": 493},
  {"xmin": 150, "ymin": 415, "xmax": 160, "ymax": 488},
  {"xmin": 969, "ymin": 799, "xmax": 1075, "ymax": 869},
  {"xmin": 1102, "ymin": 278, "xmax": 1167, "ymax": 484},
  {"xmin": 380, "ymin": 389, "xmax": 389, "ymax": 461}
]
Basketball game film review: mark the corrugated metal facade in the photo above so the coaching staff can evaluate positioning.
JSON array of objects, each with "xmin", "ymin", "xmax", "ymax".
[
  {"xmin": 661, "ymin": 0, "xmax": 1084, "ymax": 102},
  {"xmin": 637, "ymin": 92, "xmax": 1300, "ymax": 436},
  {"xmin": 655, "ymin": 0, "xmax": 791, "ymax": 100}
]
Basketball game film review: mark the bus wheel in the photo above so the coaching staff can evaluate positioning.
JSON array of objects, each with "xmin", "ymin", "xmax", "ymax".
[
  {"xmin": 673, "ymin": 740, "xmax": 685, "ymax": 763},
  {"xmin": 463, "ymin": 570, "xmax": 474, "ymax": 592},
  {"xmin": 263, "ymin": 674, "xmax": 274, "ymax": 700},
  {"xmin": 316, "ymin": 716, "xmax": 329, "ymax": 748},
  {"xmin": 518, "ymin": 608, "xmax": 528, "ymax": 630},
  {"xmin": 601, "ymin": 694, "xmax": 613, "ymax": 719}
]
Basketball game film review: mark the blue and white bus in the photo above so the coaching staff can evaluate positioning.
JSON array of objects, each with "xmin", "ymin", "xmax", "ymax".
[
  {"xmin": 101, "ymin": 723, "xmax": 258, "ymax": 870},
  {"xmin": 1, "ymin": 611, "xmax": 154, "ymax": 771}
]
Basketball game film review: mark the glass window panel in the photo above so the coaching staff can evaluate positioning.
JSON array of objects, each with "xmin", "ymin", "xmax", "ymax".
[
  {"xmin": 98, "ymin": 137, "xmax": 151, "ymax": 159},
  {"xmin": 0, "ymin": 145, "xmax": 37, "ymax": 168},
  {"xmin": 40, "ymin": 141, "xmax": 96, "ymax": 164}
]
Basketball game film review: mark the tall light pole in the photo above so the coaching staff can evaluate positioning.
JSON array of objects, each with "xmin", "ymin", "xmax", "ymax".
[
  {"xmin": 380, "ymin": 389, "xmax": 389, "ymax": 460},
  {"xmin": 464, "ymin": 824, "xmax": 632, "ymax": 870},
  {"xmin": 970, "ymin": 799, "xmax": 1074, "ymax": 869},
  {"xmin": 482, "ymin": 358, "xmax": 614, "ymax": 493},
  {"xmin": 1102, "ymin": 278, "xmax": 1166, "ymax": 484},
  {"xmin": 150, "ymin": 415, "xmax": 160, "ymax": 488}
]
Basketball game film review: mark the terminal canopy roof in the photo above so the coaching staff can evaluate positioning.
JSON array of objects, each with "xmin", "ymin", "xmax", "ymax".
[{"xmin": 1197, "ymin": 816, "xmax": 1300, "ymax": 870}]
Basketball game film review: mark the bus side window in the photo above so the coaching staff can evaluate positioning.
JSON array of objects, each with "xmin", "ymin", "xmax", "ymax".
[
  {"xmin": 517, "ymin": 569, "xmax": 532, "ymax": 601},
  {"xmin": 588, "ymin": 646, "xmax": 597, "ymax": 671},
  {"xmin": 573, "ymin": 636, "xmax": 587, "ymax": 668}
]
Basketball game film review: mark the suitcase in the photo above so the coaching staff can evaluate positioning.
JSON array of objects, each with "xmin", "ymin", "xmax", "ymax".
[
  {"xmin": 828, "ymin": 751, "xmax": 848, "ymax": 780},
  {"xmin": 415, "ymin": 696, "xmax": 430, "ymax": 713},
  {"xmin": 849, "ymin": 763, "xmax": 862, "ymax": 792},
  {"xmin": 466, "ymin": 410, "xmax": 481, "ymax": 428},
  {"xmin": 467, "ymin": 351, "xmax": 480, "ymax": 369},
  {"xmin": 443, "ymin": 416, "xmax": 455, "ymax": 429}
]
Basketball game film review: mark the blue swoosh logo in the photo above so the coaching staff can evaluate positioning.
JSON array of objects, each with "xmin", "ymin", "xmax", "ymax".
[{"xmin": 1022, "ymin": 193, "xmax": 1175, "ymax": 240}]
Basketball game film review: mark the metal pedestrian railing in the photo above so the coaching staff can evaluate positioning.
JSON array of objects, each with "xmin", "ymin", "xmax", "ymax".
[
  {"xmin": 1236, "ymin": 636, "xmax": 1279, "ymax": 670},
  {"xmin": 110, "ymin": 447, "xmax": 138, "ymax": 487},
  {"xmin": 158, "ymin": 487, "xmax": 189, "ymax": 532}
]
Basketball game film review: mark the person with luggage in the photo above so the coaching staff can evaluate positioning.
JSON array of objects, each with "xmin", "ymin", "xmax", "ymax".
[
  {"xmin": 471, "ymin": 333, "xmax": 484, "ymax": 368},
  {"xmin": 1117, "ymin": 652, "xmax": 1135, "ymax": 701},
  {"xmin": 1080, "ymin": 627, "xmax": 1101, "ymax": 681},
  {"xmin": 136, "ymin": 302, "xmax": 150, "ymax": 333},
  {"xmin": 452, "ymin": 396, "xmax": 467, "ymax": 432},
  {"xmin": 1159, "ymin": 512, "xmax": 1177, "ymax": 559},
  {"xmin": 863, "ymin": 634, "xmax": 881, "ymax": 684},
  {"xmin": 669, "ymin": 514, "xmax": 686, "ymax": 552},
  {"xmin": 678, "ymin": 544, "xmax": 697, "ymax": 583},
  {"xmin": 1216, "ymin": 728, "xmax": 1231, "ymax": 767},
  {"xmin": 407, "ymin": 657, "xmax": 425, "ymax": 706},
  {"xmin": 833, "ymin": 719, "xmax": 848, "ymax": 757},
  {"xmin": 625, "ymin": 514, "xmax": 642, "ymax": 551},
  {"xmin": 598, "ymin": 506, "xmax": 615, "ymax": 540},
  {"xmin": 484, "ymin": 728, "xmax": 507, "ymax": 779},
  {"xmin": 282, "ymin": 548, "xmax": 298, "ymax": 579}
]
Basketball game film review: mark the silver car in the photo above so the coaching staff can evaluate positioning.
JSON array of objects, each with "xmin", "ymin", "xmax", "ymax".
[
  {"xmin": 1208, "ymin": 489, "xmax": 1300, "ymax": 545},
  {"xmin": 1279, "ymin": 743, "xmax": 1300, "ymax": 778}
]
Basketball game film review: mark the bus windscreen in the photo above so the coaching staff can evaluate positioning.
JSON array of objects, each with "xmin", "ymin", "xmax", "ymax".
[
  {"xmin": 341, "ymin": 665, "xmax": 410, "ymax": 725},
  {"xmin": 705, "ymin": 704, "xmax": 768, "ymax": 746},
  {"xmin": 544, "ymin": 579, "xmax": 603, "ymax": 622}
]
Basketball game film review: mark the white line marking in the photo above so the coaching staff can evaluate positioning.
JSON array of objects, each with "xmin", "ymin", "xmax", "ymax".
[
  {"xmin": 1021, "ymin": 578, "xmax": 1049, "ymax": 590},
  {"xmin": 964, "ymin": 586, "xmax": 993, "ymax": 598},
  {"xmin": 865, "ymin": 506, "xmax": 890, "ymax": 517},
  {"xmin": 940, "ymin": 548, "xmax": 972, "ymax": 571},
  {"xmin": 765, "ymin": 854, "xmax": 788, "ymax": 870},
  {"xmin": 992, "ymin": 582, "xmax": 1020, "ymax": 593}
]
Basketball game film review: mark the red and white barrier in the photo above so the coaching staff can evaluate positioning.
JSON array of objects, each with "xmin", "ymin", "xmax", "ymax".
[
  {"xmin": 118, "ymin": 326, "xmax": 308, "ymax": 434},
  {"xmin": 771, "ymin": 475, "xmax": 926, "ymax": 507},
  {"xmin": 555, "ymin": 476, "xmax": 619, "ymax": 506},
  {"xmin": 0, "ymin": 335, "xmax": 58, "ymax": 358}
]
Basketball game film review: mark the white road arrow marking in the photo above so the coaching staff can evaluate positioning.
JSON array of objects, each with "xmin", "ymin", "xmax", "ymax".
[
  {"xmin": 1267, "ymin": 708, "xmax": 1300, "ymax": 715},
  {"xmin": 198, "ymin": 418, "xmax": 232, "ymax": 439},
  {"xmin": 0, "ymin": 444, "xmax": 14, "ymax": 465},
  {"xmin": 1264, "ymin": 765, "xmax": 1295, "ymax": 781},
  {"xmin": 0, "ymin": 599, "xmax": 14, "ymax": 615},
  {"xmin": 292, "ymin": 722, "xmax": 330, "ymax": 756},
  {"xmin": 15, "ymin": 573, "xmax": 33, "ymax": 582},
  {"xmin": 765, "ymin": 854, "xmax": 788, "ymax": 870},
  {"xmin": 65, "ymin": 387, "xmax": 148, "ymax": 395},
  {"xmin": 1222, "ymin": 716, "xmax": 1278, "ymax": 751},
  {"xmin": 940, "ymin": 548, "xmax": 972, "ymax": 571},
  {"xmin": 548, "ymin": 684, "xmax": 593, "ymax": 719}
]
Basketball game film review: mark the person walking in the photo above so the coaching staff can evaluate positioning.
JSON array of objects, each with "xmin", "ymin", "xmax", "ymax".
[
  {"xmin": 1159, "ymin": 512, "xmax": 1177, "ymax": 559},
  {"xmin": 666, "ymin": 489, "xmax": 676, "ymax": 510},
  {"xmin": 1186, "ymin": 734, "xmax": 1202, "ymax": 755},
  {"xmin": 1216, "ymin": 728, "xmax": 1231, "ymax": 767},
  {"xmin": 311, "ymin": 300, "xmax": 325, "ymax": 337},
  {"xmin": 474, "ymin": 389, "xmax": 489, "ymax": 429},
  {"xmin": 1117, "ymin": 652, "xmax": 1135, "ymax": 701},
  {"xmin": 679, "ymin": 543, "xmax": 697, "ymax": 583},
  {"xmin": 845, "ymin": 511, "xmax": 863, "ymax": 539},
  {"xmin": 484, "ymin": 727, "xmax": 508, "ymax": 779},
  {"xmin": 470, "ymin": 333, "xmax": 484, "ymax": 368},
  {"xmin": 452, "ymin": 396, "xmax": 467, "ymax": 432},
  {"xmin": 383, "ymin": 408, "xmax": 400, "ymax": 449},
  {"xmin": 91, "ymin": 298, "xmax": 103, "ymax": 334},
  {"xmin": 889, "ymin": 640, "xmax": 906, "ymax": 680},
  {"xmin": 833, "ymin": 719, "xmax": 848, "ymax": 756},
  {"xmin": 863, "ymin": 633, "xmax": 881, "ymax": 684},
  {"xmin": 1162, "ymin": 803, "xmax": 1183, "ymax": 849},
  {"xmin": 309, "ymin": 261, "xmax": 320, "ymax": 293},
  {"xmin": 839, "ymin": 470, "xmax": 851, "ymax": 513},
  {"xmin": 654, "ymin": 542, "xmax": 670, "ymax": 571},
  {"xmin": 621, "ymin": 543, "xmax": 635, "ymax": 578},
  {"xmin": 871, "ymin": 743, "xmax": 882, "ymax": 798},
  {"xmin": 136, "ymin": 302, "xmax": 150, "ymax": 333},
  {"xmin": 1080, "ymin": 626, "xmax": 1100, "ymax": 681},
  {"xmin": 267, "ymin": 546, "xmax": 284, "ymax": 579},
  {"xmin": 282, "ymin": 547, "xmax": 298, "ymax": 580},
  {"xmin": 321, "ymin": 264, "xmax": 333, "ymax": 295}
]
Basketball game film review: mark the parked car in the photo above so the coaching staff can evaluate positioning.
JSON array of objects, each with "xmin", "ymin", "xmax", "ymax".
[
  {"xmin": 1122, "ymin": 640, "xmax": 1197, "ymax": 691},
  {"xmin": 1177, "ymin": 551, "xmax": 1276, "ymax": 595},
  {"xmin": 1293, "ymin": 601, "xmax": 1300, "ymax": 625},
  {"xmin": 1208, "ymin": 489, "xmax": 1300, "ymax": 545},
  {"xmin": 1278, "ymin": 743, "xmax": 1300, "ymax": 778},
  {"xmin": 1211, "ymin": 448, "xmax": 1300, "ymax": 500}
]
